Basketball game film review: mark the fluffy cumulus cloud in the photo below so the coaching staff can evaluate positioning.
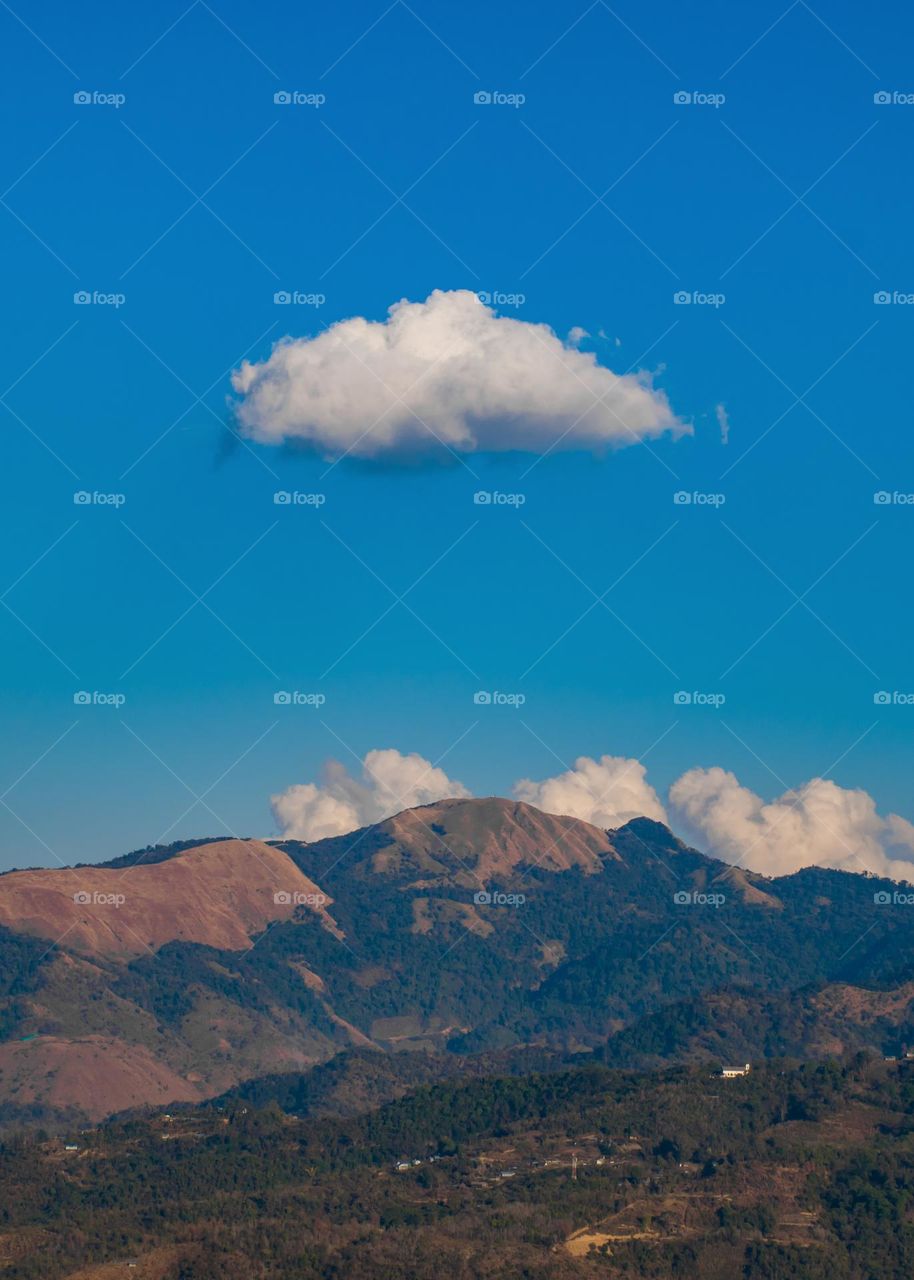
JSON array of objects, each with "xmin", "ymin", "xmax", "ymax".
[
  {"xmin": 669, "ymin": 767, "xmax": 914, "ymax": 881},
  {"xmin": 232, "ymin": 289, "xmax": 687, "ymax": 459},
  {"xmin": 513, "ymin": 754, "xmax": 668, "ymax": 829},
  {"xmin": 271, "ymin": 748, "xmax": 471, "ymax": 841}
]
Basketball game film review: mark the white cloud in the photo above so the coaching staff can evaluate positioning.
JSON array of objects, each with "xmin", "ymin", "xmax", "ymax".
[
  {"xmin": 232, "ymin": 289, "xmax": 687, "ymax": 460},
  {"xmin": 271, "ymin": 748, "xmax": 471, "ymax": 841},
  {"xmin": 512, "ymin": 754, "xmax": 668, "ymax": 830},
  {"xmin": 669, "ymin": 767, "xmax": 914, "ymax": 880}
]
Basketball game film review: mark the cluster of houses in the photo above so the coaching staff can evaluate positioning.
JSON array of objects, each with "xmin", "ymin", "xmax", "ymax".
[{"xmin": 394, "ymin": 1155, "xmax": 443, "ymax": 1172}]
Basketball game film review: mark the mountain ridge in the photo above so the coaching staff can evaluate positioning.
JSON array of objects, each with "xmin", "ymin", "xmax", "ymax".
[
  {"xmin": 0, "ymin": 838, "xmax": 339, "ymax": 958},
  {"xmin": 0, "ymin": 797, "xmax": 911, "ymax": 1127}
]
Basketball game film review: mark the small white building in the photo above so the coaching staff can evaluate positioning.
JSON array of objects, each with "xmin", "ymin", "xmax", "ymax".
[{"xmin": 721, "ymin": 1063, "xmax": 751, "ymax": 1078}]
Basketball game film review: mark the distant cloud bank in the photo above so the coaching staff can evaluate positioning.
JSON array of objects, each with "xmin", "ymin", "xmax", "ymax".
[
  {"xmin": 271, "ymin": 748, "xmax": 471, "ymax": 842},
  {"xmin": 232, "ymin": 289, "xmax": 687, "ymax": 460},
  {"xmin": 513, "ymin": 754, "xmax": 667, "ymax": 829},
  {"xmin": 669, "ymin": 767, "xmax": 914, "ymax": 881},
  {"xmin": 271, "ymin": 747, "xmax": 914, "ymax": 881}
]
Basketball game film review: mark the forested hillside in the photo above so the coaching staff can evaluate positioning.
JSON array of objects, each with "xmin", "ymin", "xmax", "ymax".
[{"xmin": 2, "ymin": 1054, "xmax": 913, "ymax": 1278}]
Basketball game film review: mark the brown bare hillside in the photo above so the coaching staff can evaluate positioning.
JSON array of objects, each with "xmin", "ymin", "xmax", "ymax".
[
  {"xmin": 812, "ymin": 980, "xmax": 914, "ymax": 1023},
  {"xmin": 0, "ymin": 1035, "xmax": 201, "ymax": 1119},
  {"xmin": 370, "ymin": 796, "xmax": 618, "ymax": 881},
  {"xmin": 0, "ymin": 840, "xmax": 336, "ymax": 958}
]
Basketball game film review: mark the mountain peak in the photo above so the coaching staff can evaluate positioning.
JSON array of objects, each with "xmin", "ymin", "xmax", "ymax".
[
  {"xmin": 612, "ymin": 816, "xmax": 683, "ymax": 850},
  {"xmin": 369, "ymin": 796, "xmax": 618, "ymax": 882}
]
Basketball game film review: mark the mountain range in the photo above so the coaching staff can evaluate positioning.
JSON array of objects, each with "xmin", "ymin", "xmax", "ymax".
[{"xmin": 0, "ymin": 796, "xmax": 912, "ymax": 1126}]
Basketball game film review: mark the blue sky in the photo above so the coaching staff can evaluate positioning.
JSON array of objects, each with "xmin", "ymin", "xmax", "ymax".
[{"xmin": 2, "ymin": 0, "xmax": 913, "ymax": 870}]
